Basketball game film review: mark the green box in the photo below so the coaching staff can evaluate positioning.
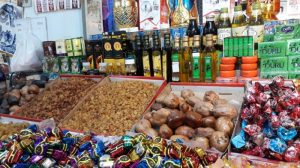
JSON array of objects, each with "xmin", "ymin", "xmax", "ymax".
[
  {"xmin": 288, "ymin": 55, "xmax": 300, "ymax": 71},
  {"xmin": 260, "ymin": 57, "xmax": 288, "ymax": 72},
  {"xmin": 260, "ymin": 71, "xmax": 289, "ymax": 79},
  {"xmin": 288, "ymin": 71, "xmax": 300, "ymax": 79},
  {"xmin": 287, "ymin": 39, "xmax": 300, "ymax": 56},
  {"xmin": 258, "ymin": 41, "xmax": 286, "ymax": 58}
]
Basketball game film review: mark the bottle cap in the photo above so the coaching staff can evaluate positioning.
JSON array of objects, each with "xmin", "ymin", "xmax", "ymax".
[
  {"xmin": 221, "ymin": 7, "xmax": 228, "ymax": 13},
  {"xmin": 234, "ymin": 5, "xmax": 242, "ymax": 11},
  {"xmin": 252, "ymin": 3, "xmax": 260, "ymax": 10}
]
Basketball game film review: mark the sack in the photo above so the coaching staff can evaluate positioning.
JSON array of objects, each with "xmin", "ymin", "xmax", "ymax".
[{"xmin": 10, "ymin": 33, "xmax": 44, "ymax": 72}]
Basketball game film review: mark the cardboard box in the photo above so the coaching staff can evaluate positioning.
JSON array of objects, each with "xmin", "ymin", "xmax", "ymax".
[
  {"xmin": 260, "ymin": 71, "xmax": 289, "ymax": 79},
  {"xmin": 260, "ymin": 57, "xmax": 288, "ymax": 72},
  {"xmin": 287, "ymin": 39, "xmax": 300, "ymax": 56},
  {"xmin": 288, "ymin": 55, "xmax": 300, "ymax": 71},
  {"xmin": 258, "ymin": 41, "xmax": 286, "ymax": 58},
  {"xmin": 289, "ymin": 71, "xmax": 300, "ymax": 79}
]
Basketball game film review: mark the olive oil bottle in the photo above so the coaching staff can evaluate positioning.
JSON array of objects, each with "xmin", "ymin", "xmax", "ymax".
[
  {"xmin": 191, "ymin": 35, "xmax": 201, "ymax": 81},
  {"xmin": 180, "ymin": 36, "xmax": 191, "ymax": 82},
  {"xmin": 135, "ymin": 35, "xmax": 143, "ymax": 76},
  {"xmin": 200, "ymin": 34, "xmax": 217, "ymax": 82},
  {"xmin": 248, "ymin": 3, "xmax": 264, "ymax": 48},
  {"xmin": 171, "ymin": 37, "xmax": 181, "ymax": 82},
  {"xmin": 152, "ymin": 34, "xmax": 162, "ymax": 77},
  {"xmin": 162, "ymin": 33, "xmax": 172, "ymax": 82},
  {"xmin": 232, "ymin": 5, "xmax": 247, "ymax": 37},
  {"xmin": 142, "ymin": 35, "xmax": 152, "ymax": 77},
  {"xmin": 217, "ymin": 7, "xmax": 232, "ymax": 51}
]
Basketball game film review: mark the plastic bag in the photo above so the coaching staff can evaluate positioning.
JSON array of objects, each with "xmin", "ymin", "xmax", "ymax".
[{"xmin": 10, "ymin": 33, "xmax": 44, "ymax": 72}]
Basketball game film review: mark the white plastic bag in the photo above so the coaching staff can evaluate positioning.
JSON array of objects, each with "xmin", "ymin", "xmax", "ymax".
[{"xmin": 10, "ymin": 33, "xmax": 44, "ymax": 72}]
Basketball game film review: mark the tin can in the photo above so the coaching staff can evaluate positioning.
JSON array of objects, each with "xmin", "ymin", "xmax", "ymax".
[
  {"xmin": 65, "ymin": 39, "xmax": 73, "ymax": 56},
  {"xmin": 55, "ymin": 40, "xmax": 67, "ymax": 56},
  {"xmin": 42, "ymin": 41, "xmax": 56, "ymax": 56},
  {"xmin": 72, "ymin": 37, "xmax": 83, "ymax": 56}
]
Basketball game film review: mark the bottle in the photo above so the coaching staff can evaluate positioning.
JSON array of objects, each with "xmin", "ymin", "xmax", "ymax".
[
  {"xmin": 125, "ymin": 41, "xmax": 137, "ymax": 76},
  {"xmin": 202, "ymin": 15, "xmax": 218, "ymax": 47},
  {"xmin": 217, "ymin": 7, "xmax": 232, "ymax": 51},
  {"xmin": 232, "ymin": 5, "xmax": 247, "ymax": 37},
  {"xmin": 190, "ymin": 0, "xmax": 199, "ymax": 19},
  {"xmin": 261, "ymin": 0, "xmax": 280, "ymax": 20},
  {"xmin": 200, "ymin": 34, "xmax": 217, "ymax": 82},
  {"xmin": 135, "ymin": 35, "xmax": 144, "ymax": 76},
  {"xmin": 162, "ymin": 33, "xmax": 172, "ymax": 82},
  {"xmin": 142, "ymin": 35, "xmax": 152, "ymax": 77},
  {"xmin": 152, "ymin": 34, "xmax": 163, "ymax": 77},
  {"xmin": 171, "ymin": 37, "xmax": 181, "ymax": 82},
  {"xmin": 180, "ymin": 36, "xmax": 191, "ymax": 82},
  {"xmin": 160, "ymin": 0, "xmax": 170, "ymax": 29},
  {"xmin": 186, "ymin": 18, "xmax": 200, "ymax": 47},
  {"xmin": 191, "ymin": 35, "xmax": 201, "ymax": 82},
  {"xmin": 172, "ymin": 0, "xmax": 189, "ymax": 27},
  {"xmin": 248, "ymin": 3, "xmax": 264, "ymax": 48}
]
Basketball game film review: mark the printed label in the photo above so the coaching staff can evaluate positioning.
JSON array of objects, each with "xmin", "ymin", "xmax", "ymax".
[
  {"xmin": 162, "ymin": 52, "xmax": 167, "ymax": 79},
  {"xmin": 152, "ymin": 52, "xmax": 162, "ymax": 77},
  {"xmin": 143, "ymin": 53, "xmax": 151, "ymax": 77},
  {"xmin": 232, "ymin": 26, "xmax": 247, "ymax": 37},
  {"xmin": 172, "ymin": 62, "xmax": 180, "ymax": 72},
  {"xmin": 203, "ymin": 34, "xmax": 218, "ymax": 46},
  {"xmin": 125, "ymin": 58, "xmax": 135, "ymax": 65},
  {"xmin": 248, "ymin": 25, "xmax": 264, "ymax": 43},
  {"xmin": 204, "ymin": 56, "xmax": 212, "ymax": 80},
  {"xmin": 192, "ymin": 53, "xmax": 200, "ymax": 79},
  {"xmin": 217, "ymin": 28, "xmax": 231, "ymax": 45},
  {"xmin": 261, "ymin": 57, "xmax": 288, "ymax": 72}
]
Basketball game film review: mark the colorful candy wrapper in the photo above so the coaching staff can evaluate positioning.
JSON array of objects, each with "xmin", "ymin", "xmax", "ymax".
[
  {"xmin": 269, "ymin": 138, "xmax": 287, "ymax": 154},
  {"xmin": 283, "ymin": 146, "xmax": 300, "ymax": 162},
  {"xmin": 136, "ymin": 157, "xmax": 156, "ymax": 168},
  {"xmin": 163, "ymin": 159, "xmax": 181, "ymax": 168},
  {"xmin": 114, "ymin": 155, "xmax": 132, "ymax": 168},
  {"xmin": 244, "ymin": 124, "xmax": 261, "ymax": 136},
  {"xmin": 277, "ymin": 126, "xmax": 297, "ymax": 141}
]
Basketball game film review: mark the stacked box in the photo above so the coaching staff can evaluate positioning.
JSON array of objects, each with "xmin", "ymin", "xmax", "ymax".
[{"xmin": 258, "ymin": 41, "xmax": 286, "ymax": 58}]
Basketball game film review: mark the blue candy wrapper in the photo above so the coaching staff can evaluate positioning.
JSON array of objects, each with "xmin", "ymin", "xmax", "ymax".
[
  {"xmin": 263, "ymin": 121, "xmax": 276, "ymax": 138},
  {"xmin": 27, "ymin": 125, "xmax": 38, "ymax": 133},
  {"xmin": 269, "ymin": 138, "xmax": 287, "ymax": 154},
  {"xmin": 277, "ymin": 127, "xmax": 297, "ymax": 141},
  {"xmin": 231, "ymin": 133, "xmax": 246, "ymax": 149}
]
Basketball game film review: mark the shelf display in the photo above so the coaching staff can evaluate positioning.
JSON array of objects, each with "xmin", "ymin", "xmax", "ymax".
[
  {"xmin": 15, "ymin": 77, "xmax": 98, "ymax": 122},
  {"xmin": 60, "ymin": 77, "xmax": 165, "ymax": 135}
]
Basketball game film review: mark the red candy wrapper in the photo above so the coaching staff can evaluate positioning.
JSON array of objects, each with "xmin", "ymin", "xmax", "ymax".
[
  {"xmin": 244, "ymin": 124, "xmax": 262, "ymax": 136},
  {"xmin": 242, "ymin": 146, "xmax": 265, "ymax": 158},
  {"xmin": 284, "ymin": 146, "xmax": 300, "ymax": 162},
  {"xmin": 204, "ymin": 153, "xmax": 218, "ymax": 165},
  {"xmin": 270, "ymin": 114, "xmax": 281, "ymax": 128}
]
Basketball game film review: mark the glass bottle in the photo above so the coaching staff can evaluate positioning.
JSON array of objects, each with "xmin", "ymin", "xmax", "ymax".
[
  {"xmin": 190, "ymin": 0, "xmax": 199, "ymax": 19},
  {"xmin": 125, "ymin": 41, "xmax": 137, "ymax": 76},
  {"xmin": 162, "ymin": 33, "xmax": 172, "ymax": 82},
  {"xmin": 152, "ymin": 34, "xmax": 163, "ymax": 77},
  {"xmin": 200, "ymin": 34, "xmax": 217, "ymax": 82},
  {"xmin": 217, "ymin": 7, "xmax": 232, "ymax": 51},
  {"xmin": 191, "ymin": 35, "xmax": 201, "ymax": 82},
  {"xmin": 232, "ymin": 5, "xmax": 247, "ymax": 37},
  {"xmin": 135, "ymin": 35, "xmax": 144, "ymax": 76},
  {"xmin": 202, "ymin": 15, "xmax": 218, "ymax": 47},
  {"xmin": 261, "ymin": 0, "xmax": 279, "ymax": 21},
  {"xmin": 248, "ymin": 3, "xmax": 264, "ymax": 48},
  {"xmin": 172, "ymin": 0, "xmax": 189, "ymax": 27},
  {"xmin": 180, "ymin": 36, "xmax": 191, "ymax": 82},
  {"xmin": 186, "ymin": 18, "xmax": 200, "ymax": 47},
  {"xmin": 171, "ymin": 37, "xmax": 181, "ymax": 82},
  {"xmin": 161, "ymin": 0, "xmax": 171, "ymax": 28},
  {"xmin": 142, "ymin": 35, "xmax": 152, "ymax": 77}
]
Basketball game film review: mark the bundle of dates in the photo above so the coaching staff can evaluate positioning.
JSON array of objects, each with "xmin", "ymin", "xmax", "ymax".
[
  {"xmin": 0, "ymin": 125, "xmax": 224, "ymax": 167},
  {"xmin": 231, "ymin": 76, "xmax": 300, "ymax": 162}
]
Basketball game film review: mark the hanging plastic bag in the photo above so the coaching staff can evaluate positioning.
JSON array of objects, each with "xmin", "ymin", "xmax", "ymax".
[{"xmin": 10, "ymin": 33, "xmax": 44, "ymax": 72}]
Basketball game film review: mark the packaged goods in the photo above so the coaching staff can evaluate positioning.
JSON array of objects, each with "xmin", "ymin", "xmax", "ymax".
[
  {"xmin": 231, "ymin": 76, "xmax": 300, "ymax": 162},
  {"xmin": 17, "ymin": 78, "xmax": 97, "ymax": 122},
  {"xmin": 260, "ymin": 57, "xmax": 288, "ymax": 72},
  {"xmin": 258, "ymin": 41, "xmax": 287, "ymax": 58},
  {"xmin": 61, "ymin": 80, "xmax": 159, "ymax": 135}
]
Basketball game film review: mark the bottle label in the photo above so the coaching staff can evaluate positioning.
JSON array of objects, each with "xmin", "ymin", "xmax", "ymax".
[
  {"xmin": 217, "ymin": 28, "xmax": 231, "ymax": 45},
  {"xmin": 162, "ymin": 52, "xmax": 167, "ymax": 79},
  {"xmin": 143, "ymin": 53, "xmax": 151, "ymax": 77},
  {"xmin": 153, "ymin": 52, "xmax": 162, "ymax": 77},
  {"xmin": 248, "ymin": 25, "xmax": 264, "ymax": 43},
  {"xmin": 204, "ymin": 56, "xmax": 212, "ymax": 80},
  {"xmin": 125, "ymin": 58, "xmax": 135, "ymax": 65},
  {"xmin": 203, "ymin": 34, "xmax": 218, "ymax": 46},
  {"xmin": 192, "ymin": 52, "xmax": 200, "ymax": 79},
  {"xmin": 172, "ymin": 53, "xmax": 179, "ymax": 73},
  {"xmin": 232, "ymin": 26, "xmax": 247, "ymax": 37}
]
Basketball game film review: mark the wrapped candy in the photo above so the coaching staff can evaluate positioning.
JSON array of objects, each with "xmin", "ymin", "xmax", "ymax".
[
  {"xmin": 284, "ymin": 146, "xmax": 300, "ymax": 162},
  {"xmin": 277, "ymin": 127, "xmax": 297, "ymax": 141}
]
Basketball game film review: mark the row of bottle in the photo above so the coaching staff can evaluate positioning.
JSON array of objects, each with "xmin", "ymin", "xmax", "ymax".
[
  {"xmin": 201, "ymin": 3, "xmax": 264, "ymax": 52},
  {"xmin": 124, "ymin": 32, "xmax": 217, "ymax": 82}
]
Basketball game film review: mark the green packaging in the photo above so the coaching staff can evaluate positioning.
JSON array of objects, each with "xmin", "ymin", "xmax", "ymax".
[
  {"xmin": 287, "ymin": 39, "xmax": 300, "ymax": 56},
  {"xmin": 258, "ymin": 41, "xmax": 286, "ymax": 58},
  {"xmin": 224, "ymin": 38, "xmax": 229, "ymax": 57},
  {"xmin": 274, "ymin": 23, "xmax": 300, "ymax": 41},
  {"xmin": 288, "ymin": 55, "xmax": 300, "ymax": 71},
  {"xmin": 260, "ymin": 71, "xmax": 289, "ymax": 79},
  {"xmin": 233, "ymin": 38, "xmax": 239, "ymax": 57},
  {"xmin": 248, "ymin": 37, "xmax": 254, "ymax": 56},
  {"xmin": 238, "ymin": 37, "xmax": 244, "ymax": 57},
  {"xmin": 288, "ymin": 71, "xmax": 300, "ymax": 79},
  {"xmin": 260, "ymin": 57, "xmax": 288, "ymax": 72},
  {"xmin": 229, "ymin": 38, "xmax": 233, "ymax": 56}
]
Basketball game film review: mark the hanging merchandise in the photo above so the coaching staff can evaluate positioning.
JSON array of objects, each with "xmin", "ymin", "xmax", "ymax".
[
  {"xmin": 171, "ymin": 0, "xmax": 189, "ymax": 27},
  {"xmin": 102, "ymin": 0, "xmax": 115, "ymax": 32},
  {"xmin": 139, "ymin": 0, "xmax": 161, "ymax": 30},
  {"xmin": 160, "ymin": 0, "xmax": 171, "ymax": 29},
  {"xmin": 202, "ymin": 0, "xmax": 232, "ymax": 24},
  {"xmin": 34, "ymin": 0, "xmax": 81, "ymax": 13},
  {"xmin": 82, "ymin": 0, "xmax": 103, "ymax": 39},
  {"xmin": 261, "ymin": 0, "xmax": 280, "ymax": 21},
  {"xmin": 114, "ymin": 0, "xmax": 138, "ymax": 31}
]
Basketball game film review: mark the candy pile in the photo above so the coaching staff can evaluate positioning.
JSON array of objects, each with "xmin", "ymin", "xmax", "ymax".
[
  {"xmin": 0, "ymin": 125, "xmax": 221, "ymax": 167},
  {"xmin": 231, "ymin": 76, "xmax": 300, "ymax": 162}
]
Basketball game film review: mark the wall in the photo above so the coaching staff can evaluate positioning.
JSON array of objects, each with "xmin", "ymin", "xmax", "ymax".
[{"xmin": 24, "ymin": 6, "xmax": 84, "ymax": 41}]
